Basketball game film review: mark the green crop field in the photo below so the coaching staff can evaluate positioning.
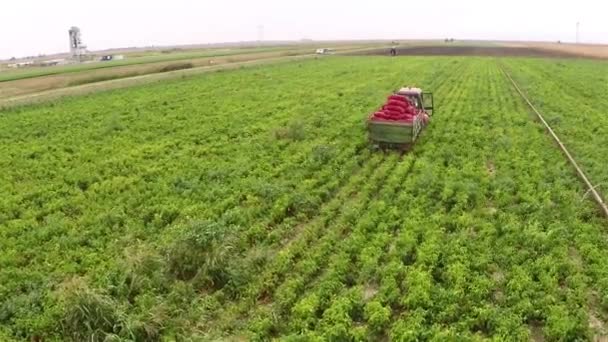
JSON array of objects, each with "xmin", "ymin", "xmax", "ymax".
[
  {"xmin": 1, "ymin": 56, "xmax": 608, "ymax": 341},
  {"xmin": 0, "ymin": 46, "xmax": 288, "ymax": 83}
]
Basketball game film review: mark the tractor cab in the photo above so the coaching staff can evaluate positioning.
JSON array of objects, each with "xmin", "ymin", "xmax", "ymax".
[{"xmin": 397, "ymin": 87, "xmax": 434, "ymax": 116}]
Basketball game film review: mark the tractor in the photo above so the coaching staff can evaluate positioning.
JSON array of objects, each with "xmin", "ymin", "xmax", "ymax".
[{"xmin": 367, "ymin": 87, "xmax": 434, "ymax": 151}]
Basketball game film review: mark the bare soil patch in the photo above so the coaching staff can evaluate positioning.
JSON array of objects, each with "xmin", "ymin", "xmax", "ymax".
[
  {"xmin": 506, "ymin": 42, "xmax": 608, "ymax": 59},
  {"xmin": 486, "ymin": 161, "xmax": 496, "ymax": 176},
  {"xmin": 363, "ymin": 283, "xmax": 379, "ymax": 301},
  {"xmin": 529, "ymin": 321, "xmax": 545, "ymax": 342},
  {"xmin": 347, "ymin": 45, "xmax": 606, "ymax": 59}
]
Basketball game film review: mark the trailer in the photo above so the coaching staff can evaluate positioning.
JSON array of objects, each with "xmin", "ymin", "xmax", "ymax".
[{"xmin": 367, "ymin": 87, "xmax": 434, "ymax": 151}]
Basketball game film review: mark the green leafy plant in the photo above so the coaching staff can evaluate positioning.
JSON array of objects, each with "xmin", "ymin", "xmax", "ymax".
[{"xmin": 2, "ymin": 56, "xmax": 608, "ymax": 341}]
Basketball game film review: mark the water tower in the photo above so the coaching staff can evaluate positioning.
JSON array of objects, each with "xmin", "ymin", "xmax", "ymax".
[{"xmin": 68, "ymin": 26, "xmax": 87, "ymax": 59}]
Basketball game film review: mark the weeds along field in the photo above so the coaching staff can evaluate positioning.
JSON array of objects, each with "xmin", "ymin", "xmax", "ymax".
[
  {"xmin": 503, "ymin": 58, "xmax": 608, "ymax": 194},
  {"xmin": 1, "ymin": 57, "xmax": 608, "ymax": 340}
]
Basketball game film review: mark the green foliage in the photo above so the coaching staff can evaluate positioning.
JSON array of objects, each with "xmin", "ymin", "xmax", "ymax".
[
  {"xmin": 544, "ymin": 305, "xmax": 589, "ymax": 341},
  {"xmin": 274, "ymin": 119, "xmax": 306, "ymax": 141},
  {"xmin": 319, "ymin": 296, "xmax": 355, "ymax": 341},
  {"xmin": 2, "ymin": 56, "xmax": 608, "ymax": 341},
  {"xmin": 291, "ymin": 293, "xmax": 320, "ymax": 332},
  {"xmin": 390, "ymin": 310, "xmax": 426, "ymax": 341},
  {"xmin": 166, "ymin": 220, "xmax": 236, "ymax": 288},
  {"xmin": 55, "ymin": 278, "xmax": 120, "ymax": 341},
  {"xmin": 364, "ymin": 301, "xmax": 391, "ymax": 333}
]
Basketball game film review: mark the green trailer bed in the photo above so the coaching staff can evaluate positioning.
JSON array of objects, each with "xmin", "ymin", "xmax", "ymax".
[{"xmin": 367, "ymin": 114, "xmax": 424, "ymax": 149}]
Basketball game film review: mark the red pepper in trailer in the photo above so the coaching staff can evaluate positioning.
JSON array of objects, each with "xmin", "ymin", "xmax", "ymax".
[{"xmin": 367, "ymin": 87, "xmax": 434, "ymax": 151}]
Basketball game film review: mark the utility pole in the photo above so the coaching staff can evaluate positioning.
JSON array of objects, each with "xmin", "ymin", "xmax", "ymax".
[{"xmin": 576, "ymin": 22, "xmax": 580, "ymax": 44}]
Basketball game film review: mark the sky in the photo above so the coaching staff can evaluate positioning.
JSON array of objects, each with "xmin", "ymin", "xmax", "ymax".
[{"xmin": 1, "ymin": 0, "xmax": 607, "ymax": 59}]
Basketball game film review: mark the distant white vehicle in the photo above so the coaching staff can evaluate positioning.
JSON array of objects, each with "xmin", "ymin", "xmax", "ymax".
[
  {"xmin": 100, "ymin": 54, "xmax": 125, "ymax": 62},
  {"xmin": 316, "ymin": 48, "xmax": 332, "ymax": 55}
]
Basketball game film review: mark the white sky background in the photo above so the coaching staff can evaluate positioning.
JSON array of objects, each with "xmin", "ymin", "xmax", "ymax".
[{"xmin": 1, "ymin": 0, "xmax": 606, "ymax": 59}]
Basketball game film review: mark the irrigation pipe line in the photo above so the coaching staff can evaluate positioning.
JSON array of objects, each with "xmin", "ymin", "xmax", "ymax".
[
  {"xmin": 582, "ymin": 183, "xmax": 605, "ymax": 202},
  {"xmin": 499, "ymin": 64, "xmax": 608, "ymax": 219}
]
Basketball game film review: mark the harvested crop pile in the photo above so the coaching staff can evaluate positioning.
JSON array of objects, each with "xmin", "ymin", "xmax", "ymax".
[{"xmin": 371, "ymin": 94, "xmax": 418, "ymax": 122}]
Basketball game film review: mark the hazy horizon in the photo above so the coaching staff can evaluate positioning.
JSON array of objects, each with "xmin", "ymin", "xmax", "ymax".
[{"xmin": 2, "ymin": 0, "xmax": 607, "ymax": 60}]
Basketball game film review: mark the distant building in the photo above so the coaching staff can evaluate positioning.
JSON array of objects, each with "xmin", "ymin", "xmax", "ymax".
[
  {"xmin": 7, "ymin": 61, "xmax": 34, "ymax": 68},
  {"xmin": 40, "ymin": 59, "xmax": 66, "ymax": 67},
  {"xmin": 69, "ymin": 26, "xmax": 87, "ymax": 60}
]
